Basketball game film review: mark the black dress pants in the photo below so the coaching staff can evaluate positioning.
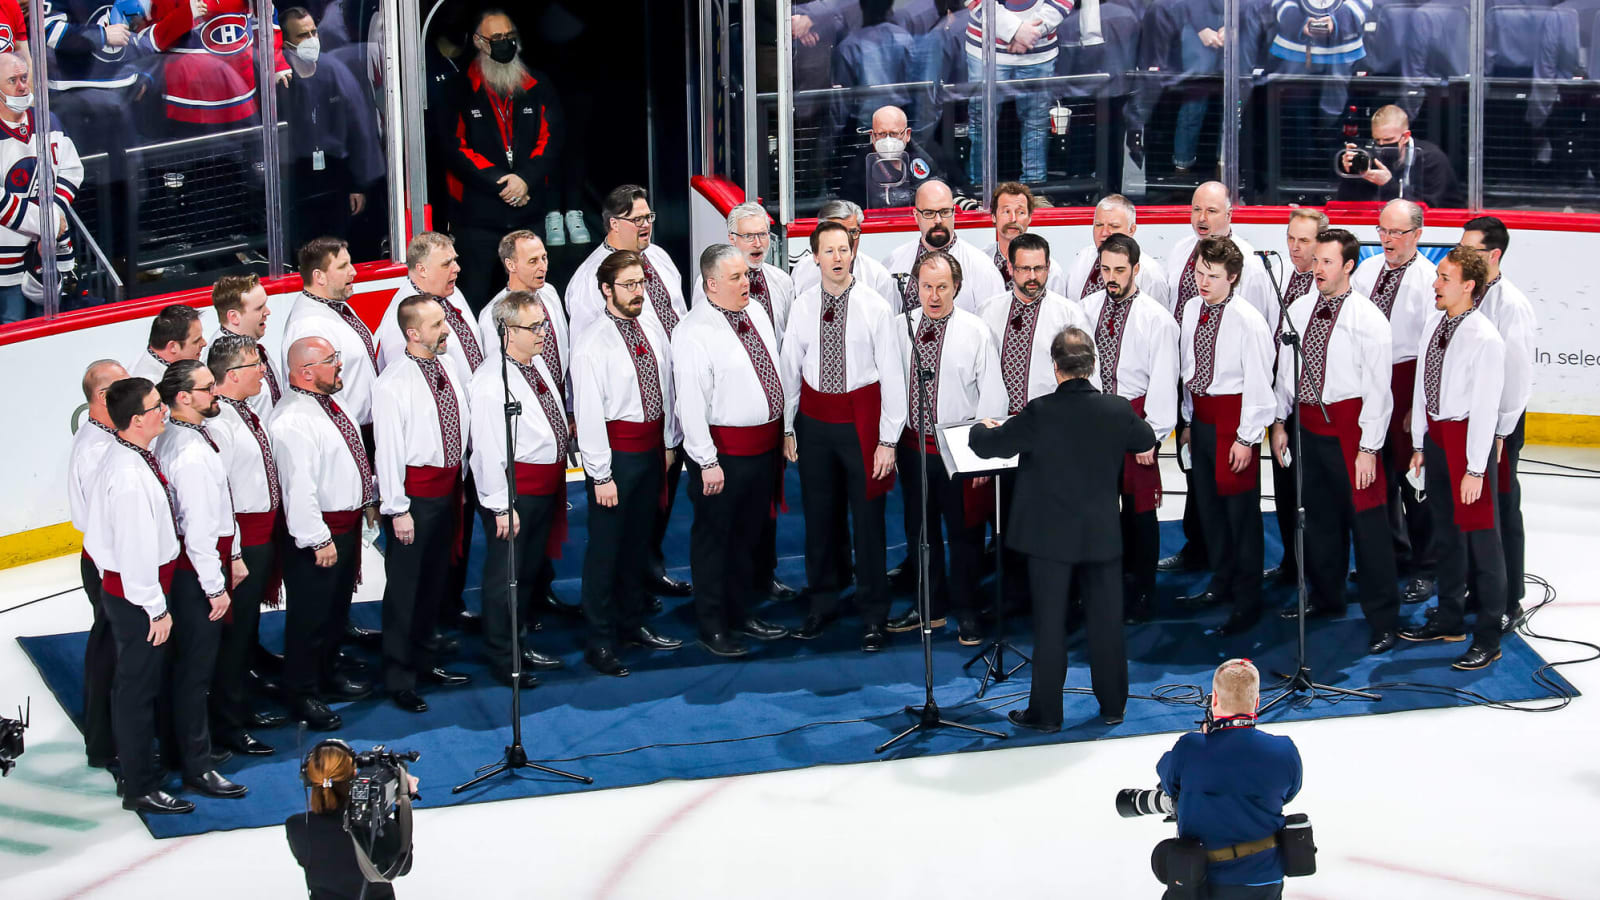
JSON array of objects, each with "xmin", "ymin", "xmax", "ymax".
[
  {"xmin": 103, "ymin": 586, "xmax": 168, "ymax": 798},
  {"xmin": 1179, "ymin": 425, "xmax": 1210, "ymax": 563},
  {"xmin": 1026, "ymin": 555, "xmax": 1126, "ymax": 723},
  {"xmin": 999, "ymin": 471, "xmax": 1031, "ymax": 611},
  {"xmin": 897, "ymin": 441, "xmax": 982, "ymax": 620},
  {"xmin": 479, "ymin": 491, "xmax": 559, "ymax": 676},
  {"xmin": 211, "ymin": 539, "xmax": 274, "ymax": 738},
  {"xmin": 581, "ymin": 449, "xmax": 661, "ymax": 652},
  {"xmin": 1299, "ymin": 431, "xmax": 1399, "ymax": 636},
  {"xmin": 1120, "ymin": 499, "xmax": 1159, "ymax": 602},
  {"xmin": 381, "ymin": 494, "xmax": 455, "ymax": 693},
  {"xmin": 1498, "ymin": 414, "xmax": 1527, "ymax": 607},
  {"xmin": 649, "ymin": 445, "xmax": 687, "ymax": 577},
  {"xmin": 1190, "ymin": 421, "xmax": 1264, "ymax": 619},
  {"xmin": 1386, "ymin": 438, "xmax": 1433, "ymax": 575},
  {"xmin": 1426, "ymin": 436, "xmax": 1507, "ymax": 649},
  {"xmin": 160, "ymin": 568, "xmax": 222, "ymax": 778},
  {"xmin": 689, "ymin": 450, "xmax": 778, "ymax": 638},
  {"xmin": 796, "ymin": 414, "xmax": 889, "ymax": 627},
  {"xmin": 282, "ymin": 528, "xmax": 361, "ymax": 700},
  {"xmin": 81, "ymin": 553, "xmax": 117, "ymax": 765},
  {"xmin": 440, "ymin": 471, "xmax": 479, "ymax": 629}
]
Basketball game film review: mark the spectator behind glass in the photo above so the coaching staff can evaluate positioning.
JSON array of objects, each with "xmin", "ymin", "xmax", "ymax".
[
  {"xmin": 286, "ymin": 741, "xmax": 417, "ymax": 900},
  {"xmin": 829, "ymin": 0, "xmax": 913, "ymax": 135},
  {"xmin": 142, "ymin": 0, "xmax": 290, "ymax": 136},
  {"xmin": 1337, "ymin": 104, "xmax": 1464, "ymax": 209},
  {"xmin": 964, "ymin": 0, "xmax": 1073, "ymax": 188},
  {"xmin": 277, "ymin": 6, "xmax": 384, "ymax": 256},
  {"xmin": 1266, "ymin": 0, "xmax": 1370, "ymax": 121},
  {"xmin": 841, "ymin": 104, "xmax": 963, "ymax": 210},
  {"xmin": 0, "ymin": 52, "xmax": 83, "ymax": 325}
]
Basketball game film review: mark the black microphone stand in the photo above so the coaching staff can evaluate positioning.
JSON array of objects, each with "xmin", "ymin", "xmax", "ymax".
[
  {"xmin": 1251, "ymin": 251, "xmax": 1380, "ymax": 712},
  {"xmin": 456, "ymin": 322, "xmax": 592, "ymax": 792},
  {"xmin": 877, "ymin": 287, "xmax": 1005, "ymax": 754}
]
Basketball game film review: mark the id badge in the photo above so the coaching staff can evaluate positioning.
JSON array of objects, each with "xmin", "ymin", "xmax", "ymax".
[{"xmin": 312, "ymin": 150, "xmax": 326, "ymax": 171}]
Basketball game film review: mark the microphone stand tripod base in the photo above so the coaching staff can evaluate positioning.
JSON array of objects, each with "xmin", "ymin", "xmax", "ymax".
[
  {"xmin": 962, "ymin": 475, "xmax": 1030, "ymax": 699},
  {"xmin": 1260, "ymin": 665, "xmax": 1381, "ymax": 714},
  {"xmin": 454, "ymin": 739, "xmax": 594, "ymax": 792},
  {"xmin": 875, "ymin": 697, "xmax": 1007, "ymax": 755}
]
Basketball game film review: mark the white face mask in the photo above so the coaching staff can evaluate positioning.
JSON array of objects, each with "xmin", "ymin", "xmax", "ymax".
[
  {"xmin": 874, "ymin": 136, "xmax": 905, "ymax": 159},
  {"xmin": 293, "ymin": 37, "xmax": 321, "ymax": 64},
  {"xmin": 3, "ymin": 92, "xmax": 31, "ymax": 113}
]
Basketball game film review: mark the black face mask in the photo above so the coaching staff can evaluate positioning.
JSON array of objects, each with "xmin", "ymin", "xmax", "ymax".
[
  {"xmin": 487, "ymin": 37, "xmax": 518, "ymax": 65},
  {"xmin": 1374, "ymin": 143, "xmax": 1404, "ymax": 169}
]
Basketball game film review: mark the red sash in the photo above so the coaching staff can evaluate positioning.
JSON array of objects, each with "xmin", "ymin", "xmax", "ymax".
[
  {"xmin": 406, "ymin": 464, "xmax": 466, "ymax": 564},
  {"xmin": 235, "ymin": 510, "xmax": 286, "ymax": 609},
  {"xmin": 1387, "ymin": 359, "xmax": 1417, "ymax": 473},
  {"xmin": 1299, "ymin": 399, "xmax": 1387, "ymax": 512},
  {"xmin": 800, "ymin": 382, "xmax": 896, "ymax": 500},
  {"xmin": 320, "ymin": 510, "xmax": 366, "ymax": 585},
  {"xmin": 1123, "ymin": 396, "xmax": 1162, "ymax": 513},
  {"xmin": 514, "ymin": 461, "xmax": 569, "ymax": 559},
  {"xmin": 1427, "ymin": 418, "xmax": 1497, "ymax": 532},
  {"xmin": 711, "ymin": 421, "xmax": 788, "ymax": 519},
  {"xmin": 175, "ymin": 536, "xmax": 234, "ymax": 575},
  {"xmin": 1191, "ymin": 393, "xmax": 1256, "ymax": 497},
  {"xmin": 1496, "ymin": 415, "xmax": 1522, "ymax": 495},
  {"xmin": 900, "ymin": 429, "xmax": 991, "ymax": 528},
  {"xmin": 606, "ymin": 418, "xmax": 669, "ymax": 511},
  {"xmin": 101, "ymin": 558, "xmax": 179, "ymax": 600}
]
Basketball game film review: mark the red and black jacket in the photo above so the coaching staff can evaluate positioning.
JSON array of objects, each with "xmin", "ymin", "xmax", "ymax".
[{"xmin": 443, "ymin": 59, "xmax": 564, "ymax": 230}]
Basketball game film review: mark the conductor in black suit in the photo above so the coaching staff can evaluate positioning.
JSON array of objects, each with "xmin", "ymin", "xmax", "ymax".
[{"xmin": 970, "ymin": 326, "xmax": 1158, "ymax": 732}]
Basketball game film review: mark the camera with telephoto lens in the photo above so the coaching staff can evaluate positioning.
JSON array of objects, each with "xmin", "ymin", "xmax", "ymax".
[
  {"xmin": 1336, "ymin": 140, "xmax": 1403, "ymax": 177},
  {"xmin": 1116, "ymin": 787, "xmax": 1175, "ymax": 818},
  {"xmin": 1, "ymin": 699, "xmax": 29, "ymax": 777}
]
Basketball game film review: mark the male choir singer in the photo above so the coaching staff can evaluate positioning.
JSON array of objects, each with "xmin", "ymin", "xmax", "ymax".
[
  {"xmin": 883, "ymin": 180, "xmax": 1003, "ymax": 314},
  {"xmin": 1065, "ymin": 195, "xmax": 1170, "ymax": 307}
]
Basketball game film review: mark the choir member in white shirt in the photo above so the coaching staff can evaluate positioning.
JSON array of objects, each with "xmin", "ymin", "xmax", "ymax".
[
  {"xmin": 67, "ymin": 360, "xmax": 128, "ymax": 770},
  {"xmin": 477, "ymin": 230, "xmax": 572, "ymax": 413},
  {"xmin": 1269, "ymin": 229, "xmax": 1400, "ymax": 654},
  {"xmin": 469, "ymin": 292, "xmax": 579, "ymax": 687},
  {"xmin": 206, "ymin": 335, "xmax": 283, "ymax": 756},
  {"xmin": 573, "ymin": 250, "xmax": 685, "ymax": 676},
  {"xmin": 1082, "ymin": 234, "xmax": 1179, "ymax": 622},
  {"xmin": 1397, "ymin": 247, "xmax": 1507, "ymax": 671},
  {"xmin": 1460, "ymin": 216, "xmax": 1537, "ymax": 626},
  {"xmin": 130, "ymin": 304, "xmax": 206, "ymax": 383},
  {"xmin": 981, "ymin": 182, "xmax": 1069, "ymax": 297},
  {"xmin": 1165, "ymin": 182, "xmax": 1276, "ymax": 325},
  {"xmin": 1177, "ymin": 239, "xmax": 1276, "ymax": 635},
  {"xmin": 889, "ymin": 250, "xmax": 1007, "ymax": 644},
  {"xmin": 152, "ymin": 361, "xmax": 249, "ymax": 801},
  {"xmin": 790, "ymin": 199, "xmax": 900, "ymax": 312},
  {"xmin": 209, "ymin": 274, "xmax": 282, "ymax": 416},
  {"xmin": 1351, "ymin": 199, "xmax": 1437, "ymax": 599},
  {"xmin": 882, "ymin": 180, "xmax": 1004, "ymax": 315},
  {"xmin": 281, "ymin": 237, "xmax": 380, "ymax": 435},
  {"xmin": 1064, "ymin": 194, "xmax": 1171, "ymax": 309},
  {"xmin": 674, "ymin": 245, "xmax": 795, "ymax": 657},
  {"xmin": 1264, "ymin": 209, "xmax": 1328, "ymax": 589},
  {"xmin": 85, "ymin": 378, "xmax": 185, "ymax": 814},
  {"xmin": 269, "ymin": 337, "xmax": 379, "ymax": 732},
  {"xmin": 377, "ymin": 232, "xmax": 488, "ymax": 375},
  {"xmin": 781, "ymin": 221, "xmax": 907, "ymax": 651},
  {"xmin": 371, "ymin": 297, "xmax": 474, "ymax": 712}
]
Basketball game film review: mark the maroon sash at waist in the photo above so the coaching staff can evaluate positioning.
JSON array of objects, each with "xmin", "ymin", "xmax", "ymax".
[
  {"xmin": 899, "ymin": 428, "xmax": 991, "ymax": 528},
  {"xmin": 1299, "ymin": 398, "xmax": 1386, "ymax": 513},
  {"xmin": 710, "ymin": 421, "xmax": 782, "ymax": 456},
  {"xmin": 1387, "ymin": 359, "xmax": 1417, "ymax": 472},
  {"xmin": 1427, "ymin": 417, "xmax": 1497, "ymax": 532},
  {"xmin": 1123, "ymin": 395, "xmax": 1162, "ymax": 513},
  {"xmin": 175, "ymin": 535, "xmax": 234, "ymax": 575},
  {"xmin": 1191, "ymin": 393, "xmax": 1256, "ymax": 497},
  {"xmin": 322, "ymin": 510, "xmax": 363, "ymax": 535},
  {"xmin": 799, "ymin": 382, "xmax": 896, "ymax": 500},
  {"xmin": 102, "ymin": 558, "xmax": 179, "ymax": 600},
  {"xmin": 404, "ymin": 464, "xmax": 461, "ymax": 498},
  {"xmin": 606, "ymin": 418, "xmax": 665, "ymax": 452},
  {"xmin": 514, "ymin": 461, "xmax": 569, "ymax": 559},
  {"xmin": 236, "ymin": 510, "xmax": 281, "ymax": 547}
]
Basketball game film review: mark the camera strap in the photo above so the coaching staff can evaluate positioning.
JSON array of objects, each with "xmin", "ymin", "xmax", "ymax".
[{"xmin": 1209, "ymin": 714, "xmax": 1257, "ymax": 732}]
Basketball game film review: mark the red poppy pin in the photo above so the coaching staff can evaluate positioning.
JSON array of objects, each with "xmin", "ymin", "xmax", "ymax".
[
  {"xmin": 736, "ymin": 320, "xmax": 751, "ymax": 335},
  {"xmin": 1315, "ymin": 306, "xmax": 1333, "ymax": 319},
  {"xmin": 822, "ymin": 307, "xmax": 836, "ymax": 323}
]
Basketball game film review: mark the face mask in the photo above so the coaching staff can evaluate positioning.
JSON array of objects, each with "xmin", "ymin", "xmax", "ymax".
[
  {"xmin": 3, "ymin": 92, "xmax": 32, "ymax": 113},
  {"xmin": 487, "ymin": 37, "xmax": 518, "ymax": 65},
  {"xmin": 874, "ymin": 136, "xmax": 905, "ymax": 159},
  {"xmin": 1374, "ymin": 143, "xmax": 1403, "ymax": 169},
  {"xmin": 293, "ymin": 37, "xmax": 321, "ymax": 64}
]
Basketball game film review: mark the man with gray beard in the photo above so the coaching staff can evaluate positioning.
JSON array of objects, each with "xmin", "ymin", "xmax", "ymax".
[{"xmin": 443, "ymin": 8, "xmax": 567, "ymax": 306}]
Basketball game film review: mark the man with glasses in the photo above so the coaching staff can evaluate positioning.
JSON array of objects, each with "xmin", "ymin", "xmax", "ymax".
[
  {"xmin": 841, "ymin": 104, "xmax": 956, "ymax": 211},
  {"xmin": 1337, "ymin": 105, "xmax": 1463, "ymax": 210},
  {"xmin": 792, "ymin": 199, "xmax": 900, "ymax": 309},
  {"xmin": 269, "ymin": 337, "xmax": 379, "ymax": 732},
  {"xmin": 210, "ymin": 274, "xmax": 282, "ymax": 416},
  {"xmin": 883, "ymin": 180, "xmax": 1003, "ymax": 315},
  {"xmin": 1352, "ymin": 199, "xmax": 1436, "ymax": 603},
  {"xmin": 130, "ymin": 304, "xmax": 207, "ymax": 382}
]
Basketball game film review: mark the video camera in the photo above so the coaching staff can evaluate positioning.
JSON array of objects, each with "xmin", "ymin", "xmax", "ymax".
[
  {"xmin": 1, "ymin": 699, "xmax": 29, "ymax": 777},
  {"xmin": 344, "ymin": 746, "xmax": 421, "ymax": 839}
]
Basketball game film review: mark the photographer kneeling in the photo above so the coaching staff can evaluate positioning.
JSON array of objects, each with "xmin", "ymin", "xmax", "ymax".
[
  {"xmin": 1153, "ymin": 659, "xmax": 1305, "ymax": 899},
  {"xmin": 288, "ymin": 741, "xmax": 417, "ymax": 899}
]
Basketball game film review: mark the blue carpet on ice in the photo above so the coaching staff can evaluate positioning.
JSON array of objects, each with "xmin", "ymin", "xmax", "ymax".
[{"xmin": 17, "ymin": 467, "xmax": 1575, "ymax": 838}]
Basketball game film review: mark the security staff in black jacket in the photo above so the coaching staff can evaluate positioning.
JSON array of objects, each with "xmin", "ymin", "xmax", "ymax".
[{"xmin": 971, "ymin": 326, "xmax": 1158, "ymax": 731}]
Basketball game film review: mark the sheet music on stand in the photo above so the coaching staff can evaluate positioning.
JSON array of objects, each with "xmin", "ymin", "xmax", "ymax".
[{"xmin": 936, "ymin": 419, "xmax": 1018, "ymax": 474}]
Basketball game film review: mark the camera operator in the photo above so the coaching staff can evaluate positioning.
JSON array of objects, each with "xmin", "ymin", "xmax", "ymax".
[
  {"xmin": 1155, "ymin": 659, "xmax": 1302, "ymax": 899},
  {"xmin": 287, "ymin": 742, "xmax": 417, "ymax": 899},
  {"xmin": 1336, "ymin": 105, "xmax": 1463, "ymax": 210}
]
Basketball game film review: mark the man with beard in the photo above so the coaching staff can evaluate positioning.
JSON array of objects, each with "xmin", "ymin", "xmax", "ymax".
[
  {"xmin": 1063, "ymin": 195, "xmax": 1171, "ymax": 309},
  {"xmin": 372, "ymin": 297, "xmax": 474, "ymax": 713},
  {"xmin": 131, "ymin": 305, "xmax": 206, "ymax": 382},
  {"xmin": 1081, "ymin": 234, "xmax": 1179, "ymax": 623},
  {"xmin": 792, "ymin": 199, "xmax": 900, "ymax": 309},
  {"xmin": 981, "ymin": 183, "xmax": 1069, "ymax": 298},
  {"xmin": 883, "ymin": 180, "xmax": 1003, "ymax": 315},
  {"xmin": 443, "ymin": 9, "xmax": 566, "ymax": 307},
  {"xmin": 210, "ymin": 275, "xmax": 282, "ymax": 417}
]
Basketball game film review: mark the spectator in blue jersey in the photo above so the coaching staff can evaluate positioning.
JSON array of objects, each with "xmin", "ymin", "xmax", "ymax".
[
  {"xmin": 39, "ymin": 0, "xmax": 147, "ymax": 156},
  {"xmin": 1267, "ymin": 0, "xmax": 1370, "ymax": 117},
  {"xmin": 963, "ymin": 0, "xmax": 1074, "ymax": 187}
]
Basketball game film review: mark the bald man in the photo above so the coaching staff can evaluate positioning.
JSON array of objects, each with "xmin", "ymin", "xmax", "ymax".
[
  {"xmin": 882, "ymin": 180, "xmax": 1003, "ymax": 316},
  {"xmin": 842, "ymin": 104, "xmax": 957, "ymax": 211},
  {"xmin": 68, "ymin": 359, "xmax": 129, "ymax": 769}
]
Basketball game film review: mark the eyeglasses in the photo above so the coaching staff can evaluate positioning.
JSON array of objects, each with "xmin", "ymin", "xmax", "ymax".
[
  {"xmin": 1012, "ymin": 264, "xmax": 1049, "ymax": 276},
  {"xmin": 616, "ymin": 213, "xmax": 656, "ymax": 227},
  {"xmin": 1375, "ymin": 226, "xmax": 1417, "ymax": 239},
  {"xmin": 731, "ymin": 231, "xmax": 769, "ymax": 244},
  {"xmin": 508, "ymin": 320, "xmax": 550, "ymax": 333},
  {"xmin": 914, "ymin": 208, "xmax": 955, "ymax": 221},
  {"xmin": 309, "ymin": 352, "xmax": 342, "ymax": 368},
  {"xmin": 189, "ymin": 383, "xmax": 217, "ymax": 395},
  {"xmin": 476, "ymin": 29, "xmax": 517, "ymax": 42},
  {"xmin": 613, "ymin": 279, "xmax": 647, "ymax": 291},
  {"xmin": 227, "ymin": 360, "xmax": 267, "ymax": 372},
  {"xmin": 139, "ymin": 401, "xmax": 167, "ymax": 416}
]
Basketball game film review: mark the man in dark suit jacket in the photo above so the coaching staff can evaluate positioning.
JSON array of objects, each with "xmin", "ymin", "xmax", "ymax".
[
  {"xmin": 1336, "ymin": 105, "xmax": 1464, "ymax": 210},
  {"xmin": 971, "ymin": 326, "xmax": 1158, "ymax": 732}
]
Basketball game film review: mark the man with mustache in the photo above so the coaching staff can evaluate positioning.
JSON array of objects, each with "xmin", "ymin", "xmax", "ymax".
[
  {"xmin": 981, "ymin": 182, "xmax": 1069, "ymax": 298},
  {"xmin": 1064, "ymin": 194, "xmax": 1171, "ymax": 310},
  {"xmin": 443, "ymin": 9, "xmax": 565, "ymax": 308},
  {"xmin": 792, "ymin": 199, "xmax": 900, "ymax": 313},
  {"xmin": 883, "ymin": 180, "xmax": 1003, "ymax": 315},
  {"xmin": 1082, "ymin": 234, "xmax": 1178, "ymax": 624},
  {"xmin": 371, "ymin": 296, "xmax": 475, "ymax": 712}
]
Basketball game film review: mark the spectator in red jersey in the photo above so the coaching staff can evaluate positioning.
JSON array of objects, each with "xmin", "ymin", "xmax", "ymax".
[
  {"xmin": 0, "ymin": 0, "xmax": 28, "ymax": 57},
  {"xmin": 142, "ymin": 0, "xmax": 289, "ymax": 134}
]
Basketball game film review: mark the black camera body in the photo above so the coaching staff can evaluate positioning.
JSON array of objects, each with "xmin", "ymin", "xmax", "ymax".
[
  {"xmin": 344, "ymin": 747, "xmax": 420, "ymax": 840},
  {"xmin": 1337, "ymin": 140, "xmax": 1403, "ymax": 177},
  {"xmin": 0, "ymin": 699, "xmax": 29, "ymax": 777}
]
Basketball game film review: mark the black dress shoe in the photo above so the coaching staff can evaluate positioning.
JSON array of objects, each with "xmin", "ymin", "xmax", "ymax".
[
  {"xmin": 1208, "ymin": 609, "xmax": 1260, "ymax": 637},
  {"xmin": 321, "ymin": 675, "xmax": 373, "ymax": 701},
  {"xmin": 1501, "ymin": 605, "xmax": 1525, "ymax": 635},
  {"xmin": 542, "ymin": 589, "xmax": 583, "ymax": 618},
  {"xmin": 735, "ymin": 617, "xmax": 790, "ymax": 641},
  {"xmin": 1452, "ymin": 643, "xmax": 1502, "ymax": 670},
  {"xmin": 391, "ymin": 690, "xmax": 429, "ymax": 713},
  {"xmin": 184, "ymin": 769, "xmax": 248, "ymax": 799},
  {"xmin": 218, "ymin": 731, "xmax": 274, "ymax": 756},
  {"xmin": 344, "ymin": 623, "xmax": 381, "ymax": 647},
  {"xmin": 886, "ymin": 561, "xmax": 916, "ymax": 593},
  {"xmin": 647, "ymin": 573, "xmax": 693, "ymax": 596},
  {"xmin": 421, "ymin": 667, "xmax": 471, "ymax": 686},
  {"xmin": 493, "ymin": 670, "xmax": 540, "ymax": 689},
  {"xmin": 1101, "ymin": 712, "xmax": 1125, "ymax": 726},
  {"xmin": 624, "ymin": 625, "xmax": 685, "ymax": 651},
  {"xmin": 124, "ymin": 790, "xmax": 194, "ymax": 815},
  {"xmin": 585, "ymin": 647, "xmax": 631, "ymax": 676},
  {"xmin": 1157, "ymin": 550, "xmax": 1203, "ymax": 573},
  {"xmin": 1367, "ymin": 631, "xmax": 1398, "ymax": 654},
  {"xmin": 886, "ymin": 608, "xmax": 946, "ymax": 633},
  {"xmin": 1400, "ymin": 578, "xmax": 1435, "ymax": 603},
  {"xmin": 521, "ymin": 647, "xmax": 566, "ymax": 669},
  {"xmin": 645, "ymin": 596, "xmax": 664, "ymax": 615},
  {"xmin": 1007, "ymin": 708, "xmax": 1061, "ymax": 733},
  {"xmin": 1264, "ymin": 565, "xmax": 1298, "ymax": 587},
  {"xmin": 291, "ymin": 697, "xmax": 342, "ymax": 731},
  {"xmin": 1124, "ymin": 594, "xmax": 1154, "ymax": 625},
  {"xmin": 957, "ymin": 616, "xmax": 983, "ymax": 646},
  {"xmin": 427, "ymin": 630, "xmax": 462, "ymax": 656},
  {"xmin": 791, "ymin": 615, "xmax": 831, "ymax": 640},
  {"xmin": 1178, "ymin": 590, "xmax": 1223, "ymax": 609},
  {"xmin": 1280, "ymin": 604, "xmax": 1344, "ymax": 621},
  {"xmin": 334, "ymin": 648, "xmax": 370, "ymax": 673},
  {"xmin": 1398, "ymin": 620, "xmax": 1468, "ymax": 643},
  {"xmin": 699, "ymin": 632, "xmax": 751, "ymax": 657},
  {"xmin": 247, "ymin": 669, "xmax": 283, "ymax": 698},
  {"xmin": 860, "ymin": 625, "xmax": 888, "ymax": 652},
  {"xmin": 767, "ymin": 579, "xmax": 799, "ymax": 602},
  {"xmin": 456, "ymin": 609, "xmax": 483, "ymax": 633},
  {"xmin": 249, "ymin": 710, "xmax": 288, "ymax": 729}
]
